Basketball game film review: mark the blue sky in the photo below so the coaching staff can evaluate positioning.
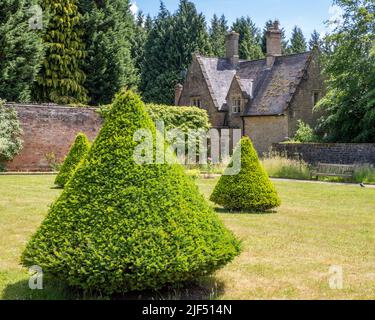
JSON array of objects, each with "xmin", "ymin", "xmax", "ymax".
[{"xmin": 130, "ymin": 0, "xmax": 341, "ymax": 39}]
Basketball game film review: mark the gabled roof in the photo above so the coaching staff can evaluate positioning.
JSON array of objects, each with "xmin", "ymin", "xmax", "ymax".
[{"xmin": 196, "ymin": 51, "xmax": 313, "ymax": 116}]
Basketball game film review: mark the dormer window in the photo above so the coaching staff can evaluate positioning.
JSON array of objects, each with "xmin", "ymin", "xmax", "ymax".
[
  {"xmin": 232, "ymin": 97, "xmax": 241, "ymax": 114},
  {"xmin": 191, "ymin": 97, "xmax": 201, "ymax": 108}
]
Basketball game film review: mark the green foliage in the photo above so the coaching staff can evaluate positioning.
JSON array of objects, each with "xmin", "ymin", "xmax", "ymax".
[
  {"xmin": 22, "ymin": 90, "xmax": 240, "ymax": 294},
  {"xmin": 316, "ymin": 0, "xmax": 375, "ymax": 142},
  {"xmin": 209, "ymin": 14, "xmax": 228, "ymax": 57},
  {"xmin": 210, "ymin": 137, "xmax": 281, "ymax": 212},
  {"xmin": 289, "ymin": 26, "xmax": 307, "ymax": 54},
  {"xmin": 232, "ymin": 17, "xmax": 264, "ymax": 60},
  {"xmin": 309, "ymin": 30, "xmax": 322, "ymax": 50},
  {"xmin": 54, "ymin": 133, "xmax": 90, "ymax": 187},
  {"xmin": 0, "ymin": 100, "xmax": 23, "ymax": 163},
  {"xmin": 293, "ymin": 120, "xmax": 319, "ymax": 142},
  {"xmin": 353, "ymin": 165, "xmax": 375, "ymax": 184},
  {"xmin": 141, "ymin": 0, "xmax": 212, "ymax": 104},
  {"xmin": 78, "ymin": 0, "xmax": 138, "ymax": 105},
  {"xmin": 145, "ymin": 104, "xmax": 210, "ymax": 132},
  {"xmin": 0, "ymin": 0, "xmax": 44, "ymax": 102},
  {"xmin": 35, "ymin": 0, "xmax": 87, "ymax": 104}
]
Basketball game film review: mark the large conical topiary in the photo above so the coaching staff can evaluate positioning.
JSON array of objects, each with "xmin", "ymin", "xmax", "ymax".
[
  {"xmin": 22, "ymin": 90, "xmax": 240, "ymax": 294},
  {"xmin": 54, "ymin": 133, "xmax": 91, "ymax": 188},
  {"xmin": 210, "ymin": 137, "xmax": 281, "ymax": 212}
]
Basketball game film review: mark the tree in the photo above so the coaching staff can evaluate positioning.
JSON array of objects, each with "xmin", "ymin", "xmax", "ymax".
[
  {"xmin": 0, "ymin": 100, "xmax": 23, "ymax": 166},
  {"xmin": 210, "ymin": 14, "xmax": 228, "ymax": 57},
  {"xmin": 131, "ymin": 11, "xmax": 149, "ymax": 80},
  {"xmin": 289, "ymin": 26, "xmax": 307, "ymax": 54},
  {"xmin": 22, "ymin": 90, "xmax": 240, "ymax": 294},
  {"xmin": 210, "ymin": 137, "xmax": 281, "ymax": 212},
  {"xmin": 0, "ymin": 0, "xmax": 44, "ymax": 102},
  {"xmin": 78, "ymin": 0, "xmax": 137, "ymax": 105},
  {"xmin": 261, "ymin": 20, "xmax": 289, "ymax": 55},
  {"xmin": 34, "ymin": 0, "xmax": 87, "ymax": 104},
  {"xmin": 316, "ymin": 0, "xmax": 375, "ymax": 142},
  {"xmin": 141, "ymin": 0, "xmax": 212, "ymax": 104},
  {"xmin": 309, "ymin": 30, "xmax": 322, "ymax": 50},
  {"xmin": 232, "ymin": 17, "xmax": 263, "ymax": 60},
  {"xmin": 54, "ymin": 133, "xmax": 90, "ymax": 187}
]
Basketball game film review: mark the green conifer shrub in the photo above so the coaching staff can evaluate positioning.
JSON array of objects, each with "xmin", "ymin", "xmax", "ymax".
[
  {"xmin": 54, "ymin": 133, "xmax": 90, "ymax": 187},
  {"xmin": 210, "ymin": 137, "xmax": 281, "ymax": 212},
  {"xmin": 22, "ymin": 90, "xmax": 240, "ymax": 294}
]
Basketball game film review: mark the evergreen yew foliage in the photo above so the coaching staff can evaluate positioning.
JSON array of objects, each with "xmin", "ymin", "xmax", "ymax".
[
  {"xmin": 35, "ymin": 0, "xmax": 87, "ymax": 104},
  {"xmin": 22, "ymin": 90, "xmax": 240, "ymax": 294},
  {"xmin": 210, "ymin": 137, "xmax": 281, "ymax": 212},
  {"xmin": 54, "ymin": 133, "xmax": 90, "ymax": 187}
]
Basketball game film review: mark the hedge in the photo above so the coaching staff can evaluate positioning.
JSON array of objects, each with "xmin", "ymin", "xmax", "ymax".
[
  {"xmin": 99, "ymin": 103, "xmax": 210, "ymax": 132},
  {"xmin": 22, "ymin": 90, "xmax": 240, "ymax": 294},
  {"xmin": 210, "ymin": 137, "xmax": 281, "ymax": 212}
]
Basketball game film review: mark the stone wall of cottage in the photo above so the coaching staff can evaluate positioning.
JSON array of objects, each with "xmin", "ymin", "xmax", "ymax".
[
  {"xmin": 287, "ymin": 52, "xmax": 325, "ymax": 138},
  {"xmin": 243, "ymin": 115, "xmax": 288, "ymax": 156},
  {"xmin": 178, "ymin": 56, "xmax": 226, "ymax": 128},
  {"xmin": 226, "ymin": 78, "xmax": 246, "ymax": 129},
  {"xmin": 272, "ymin": 143, "xmax": 375, "ymax": 165},
  {"xmin": 5, "ymin": 104, "xmax": 102, "ymax": 172}
]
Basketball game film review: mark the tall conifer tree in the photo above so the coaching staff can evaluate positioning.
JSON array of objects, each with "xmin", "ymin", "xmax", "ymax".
[
  {"xmin": 210, "ymin": 14, "xmax": 228, "ymax": 57},
  {"xmin": 232, "ymin": 17, "xmax": 263, "ymax": 60},
  {"xmin": 78, "ymin": 0, "xmax": 137, "ymax": 105},
  {"xmin": 35, "ymin": 0, "xmax": 87, "ymax": 104},
  {"xmin": 289, "ymin": 26, "xmax": 307, "ymax": 54},
  {"xmin": 0, "ymin": 0, "xmax": 44, "ymax": 102},
  {"xmin": 141, "ymin": 0, "xmax": 211, "ymax": 104},
  {"xmin": 309, "ymin": 30, "xmax": 322, "ymax": 50}
]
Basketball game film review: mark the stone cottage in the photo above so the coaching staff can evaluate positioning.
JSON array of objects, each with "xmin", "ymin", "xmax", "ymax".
[{"xmin": 175, "ymin": 21, "xmax": 325, "ymax": 155}]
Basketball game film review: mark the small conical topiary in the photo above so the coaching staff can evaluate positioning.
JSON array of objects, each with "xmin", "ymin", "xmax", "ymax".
[
  {"xmin": 210, "ymin": 137, "xmax": 281, "ymax": 212},
  {"xmin": 54, "ymin": 133, "xmax": 91, "ymax": 188},
  {"xmin": 22, "ymin": 90, "xmax": 240, "ymax": 294}
]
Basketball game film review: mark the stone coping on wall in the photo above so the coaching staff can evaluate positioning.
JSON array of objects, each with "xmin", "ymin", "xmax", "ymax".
[{"xmin": 272, "ymin": 142, "xmax": 375, "ymax": 165}]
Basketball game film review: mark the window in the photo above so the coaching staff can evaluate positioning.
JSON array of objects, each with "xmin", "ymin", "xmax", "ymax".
[
  {"xmin": 313, "ymin": 90, "xmax": 321, "ymax": 106},
  {"xmin": 191, "ymin": 97, "xmax": 201, "ymax": 108},
  {"xmin": 232, "ymin": 97, "xmax": 241, "ymax": 114}
]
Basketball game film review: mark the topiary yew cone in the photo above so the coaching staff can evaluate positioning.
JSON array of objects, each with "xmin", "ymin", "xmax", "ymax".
[
  {"xmin": 54, "ymin": 133, "xmax": 91, "ymax": 187},
  {"xmin": 22, "ymin": 90, "xmax": 240, "ymax": 294},
  {"xmin": 210, "ymin": 137, "xmax": 281, "ymax": 212}
]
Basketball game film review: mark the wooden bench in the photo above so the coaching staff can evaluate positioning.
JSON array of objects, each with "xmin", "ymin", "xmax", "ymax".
[{"xmin": 311, "ymin": 163, "xmax": 355, "ymax": 180}]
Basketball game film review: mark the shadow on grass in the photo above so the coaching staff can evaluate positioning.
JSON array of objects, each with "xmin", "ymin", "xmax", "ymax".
[
  {"xmin": 2, "ymin": 276, "xmax": 225, "ymax": 301},
  {"xmin": 214, "ymin": 207, "xmax": 277, "ymax": 215}
]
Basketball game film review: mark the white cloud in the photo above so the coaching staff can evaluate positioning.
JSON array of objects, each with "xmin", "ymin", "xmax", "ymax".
[
  {"xmin": 327, "ymin": 5, "xmax": 344, "ymax": 31},
  {"xmin": 130, "ymin": 2, "xmax": 139, "ymax": 16}
]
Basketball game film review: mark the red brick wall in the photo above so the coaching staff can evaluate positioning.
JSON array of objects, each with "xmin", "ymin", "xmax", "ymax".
[{"xmin": 5, "ymin": 104, "xmax": 103, "ymax": 172}]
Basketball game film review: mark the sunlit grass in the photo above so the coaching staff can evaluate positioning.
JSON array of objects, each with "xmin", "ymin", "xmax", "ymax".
[{"xmin": 1, "ymin": 175, "xmax": 374, "ymax": 300}]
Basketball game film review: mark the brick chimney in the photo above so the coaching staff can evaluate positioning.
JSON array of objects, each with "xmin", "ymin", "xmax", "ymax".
[
  {"xmin": 266, "ymin": 20, "xmax": 282, "ymax": 67},
  {"xmin": 226, "ymin": 32, "xmax": 240, "ymax": 67},
  {"xmin": 174, "ymin": 83, "xmax": 183, "ymax": 106}
]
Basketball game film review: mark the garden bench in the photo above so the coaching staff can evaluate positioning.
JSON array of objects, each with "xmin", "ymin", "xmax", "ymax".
[{"xmin": 311, "ymin": 163, "xmax": 355, "ymax": 180}]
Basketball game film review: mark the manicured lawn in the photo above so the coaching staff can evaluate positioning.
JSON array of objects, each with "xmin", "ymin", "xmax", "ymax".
[{"xmin": 0, "ymin": 175, "xmax": 374, "ymax": 300}]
